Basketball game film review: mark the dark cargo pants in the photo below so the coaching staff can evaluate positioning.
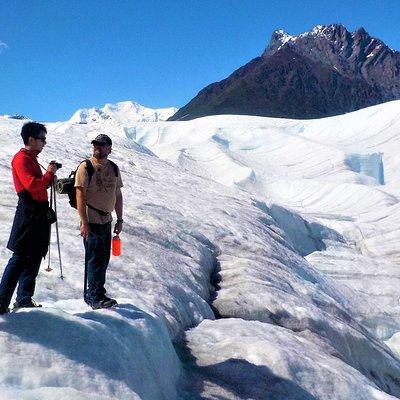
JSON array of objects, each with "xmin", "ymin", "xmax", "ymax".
[{"xmin": 84, "ymin": 222, "xmax": 111, "ymax": 304}]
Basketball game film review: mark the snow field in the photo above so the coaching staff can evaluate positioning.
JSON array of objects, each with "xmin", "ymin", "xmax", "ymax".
[
  {"xmin": 120, "ymin": 101, "xmax": 400, "ymax": 339},
  {"xmin": 0, "ymin": 306, "xmax": 180, "ymax": 400},
  {"xmin": 1, "ymin": 101, "xmax": 400, "ymax": 399}
]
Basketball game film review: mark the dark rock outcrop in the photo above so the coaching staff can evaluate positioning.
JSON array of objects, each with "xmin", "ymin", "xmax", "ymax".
[{"xmin": 169, "ymin": 24, "xmax": 400, "ymax": 121}]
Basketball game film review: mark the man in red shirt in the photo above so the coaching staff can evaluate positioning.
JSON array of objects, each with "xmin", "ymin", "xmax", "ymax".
[{"xmin": 0, "ymin": 122, "xmax": 59, "ymax": 314}]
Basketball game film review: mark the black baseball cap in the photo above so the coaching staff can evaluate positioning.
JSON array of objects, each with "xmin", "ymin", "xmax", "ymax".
[{"xmin": 91, "ymin": 134, "xmax": 112, "ymax": 146}]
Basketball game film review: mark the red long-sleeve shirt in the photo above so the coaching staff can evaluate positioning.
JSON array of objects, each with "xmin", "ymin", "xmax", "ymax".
[{"xmin": 11, "ymin": 148, "xmax": 54, "ymax": 202}]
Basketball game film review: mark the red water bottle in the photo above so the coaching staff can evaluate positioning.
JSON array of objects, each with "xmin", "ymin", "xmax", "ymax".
[{"xmin": 112, "ymin": 235, "xmax": 121, "ymax": 256}]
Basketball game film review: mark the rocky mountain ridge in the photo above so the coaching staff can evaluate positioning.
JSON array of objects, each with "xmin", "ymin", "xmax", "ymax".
[{"xmin": 169, "ymin": 24, "xmax": 400, "ymax": 121}]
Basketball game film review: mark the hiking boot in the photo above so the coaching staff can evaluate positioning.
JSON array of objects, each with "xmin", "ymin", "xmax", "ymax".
[
  {"xmin": 83, "ymin": 294, "xmax": 91, "ymax": 305},
  {"xmin": 89, "ymin": 298, "xmax": 117, "ymax": 310},
  {"xmin": 13, "ymin": 300, "xmax": 42, "ymax": 309},
  {"xmin": 0, "ymin": 304, "xmax": 10, "ymax": 315},
  {"xmin": 102, "ymin": 296, "xmax": 118, "ymax": 307}
]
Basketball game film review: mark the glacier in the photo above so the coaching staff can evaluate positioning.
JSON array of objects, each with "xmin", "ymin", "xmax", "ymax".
[{"xmin": 0, "ymin": 100, "xmax": 400, "ymax": 399}]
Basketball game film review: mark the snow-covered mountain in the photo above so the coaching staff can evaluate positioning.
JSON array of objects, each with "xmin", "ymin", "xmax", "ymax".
[
  {"xmin": 69, "ymin": 100, "xmax": 177, "ymax": 124},
  {"xmin": 0, "ymin": 101, "xmax": 400, "ymax": 399},
  {"xmin": 0, "ymin": 114, "xmax": 30, "ymax": 121}
]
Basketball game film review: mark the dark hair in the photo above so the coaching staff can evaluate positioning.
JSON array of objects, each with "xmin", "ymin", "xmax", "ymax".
[{"xmin": 21, "ymin": 122, "xmax": 47, "ymax": 145}]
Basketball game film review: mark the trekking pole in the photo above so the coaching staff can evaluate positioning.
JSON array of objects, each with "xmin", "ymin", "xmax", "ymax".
[
  {"xmin": 45, "ymin": 178, "xmax": 54, "ymax": 272},
  {"xmin": 52, "ymin": 178, "xmax": 64, "ymax": 279},
  {"xmin": 84, "ymin": 258, "xmax": 88, "ymax": 303}
]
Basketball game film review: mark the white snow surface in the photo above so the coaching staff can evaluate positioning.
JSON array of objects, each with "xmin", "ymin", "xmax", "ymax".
[{"xmin": 0, "ymin": 101, "xmax": 400, "ymax": 399}]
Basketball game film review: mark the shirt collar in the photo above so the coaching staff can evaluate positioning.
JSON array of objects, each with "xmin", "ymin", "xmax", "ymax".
[{"xmin": 21, "ymin": 148, "xmax": 40, "ymax": 158}]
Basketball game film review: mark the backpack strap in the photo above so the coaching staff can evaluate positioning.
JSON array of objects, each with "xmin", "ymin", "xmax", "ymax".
[
  {"xmin": 84, "ymin": 159, "xmax": 95, "ymax": 184},
  {"xmin": 108, "ymin": 160, "xmax": 119, "ymax": 177}
]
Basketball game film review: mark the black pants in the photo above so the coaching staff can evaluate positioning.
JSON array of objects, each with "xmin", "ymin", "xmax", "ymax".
[
  {"xmin": 0, "ymin": 196, "xmax": 49, "ymax": 308},
  {"xmin": 84, "ymin": 222, "xmax": 111, "ymax": 303},
  {"xmin": 7, "ymin": 196, "xmax": 50, "ymax": 257},
  {"xmin": 0, "ymin": 253, "xmax": 42, "ymax": 307}
]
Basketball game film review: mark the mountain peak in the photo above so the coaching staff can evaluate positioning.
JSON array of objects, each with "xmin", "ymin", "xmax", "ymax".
[
  {"xmin": 70, "ymin": 100, "xmax": 177, "ymax": 124},
  {"xmin": 264, "ymin": 24, "xmax": 352, "ymax": 57},
  {"xmin": 310, "ymin": 23, "xmax": 347, "ymax": 35},
  {"xmin": 263, "ymin": 24, "xmax": 395, "ymax": 64},
  {"xmin": 354, "ymin": 27, "xmax": 368, "ymax": 37},
  {"xmin": 272, "ymin": 29, "xmax": 291, "ymax": 39},
  {"xmin": 170, "ymin": 24, "xmax": 400, "ymax": 121},
  {"xmin": 265, "ymin": 29, "xmax": 295, "ymax": 54}
]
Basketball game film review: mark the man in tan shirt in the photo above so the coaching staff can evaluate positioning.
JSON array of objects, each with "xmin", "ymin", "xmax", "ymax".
[{"xmin": 75, "ymin": 134, "xmax": 123, "ymax": 309}]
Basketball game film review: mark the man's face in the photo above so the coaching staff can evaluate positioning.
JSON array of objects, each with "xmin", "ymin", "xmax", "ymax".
[
  {"xmin": 30, "ymin": 131, "xmax": 47, "ymax": 153},
  {"xmin": 92, "ymin": 143, "xmax": 111, "ymax": 159}
]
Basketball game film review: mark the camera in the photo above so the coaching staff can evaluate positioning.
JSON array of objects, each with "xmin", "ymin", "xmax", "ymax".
[{"xmin": 51, "ymin": 161, "xmax": 62, "ymax": 169}]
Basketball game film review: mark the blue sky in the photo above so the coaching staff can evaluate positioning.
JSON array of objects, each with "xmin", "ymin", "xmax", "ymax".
[{"xmin": 0, "ymin": 0, "xmax": 399, "ymax": 121}]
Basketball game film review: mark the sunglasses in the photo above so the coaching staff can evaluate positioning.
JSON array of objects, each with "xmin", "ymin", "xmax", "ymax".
[{"xmin": 35, "ymin": 136, "xmax": 46, "ymax": 143}]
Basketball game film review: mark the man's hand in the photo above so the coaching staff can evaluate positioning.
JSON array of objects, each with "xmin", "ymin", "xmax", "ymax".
[
  {"xmin": 114, "ymin": 221, "xmax": 123, "ymax": 235},
  {"xmin": 47, "ymin": 161, "xmax": 58, "ymax": 174},
  {"xmin": 80, "ymin": 221, "xmax": 90, "ymax": 239}
]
